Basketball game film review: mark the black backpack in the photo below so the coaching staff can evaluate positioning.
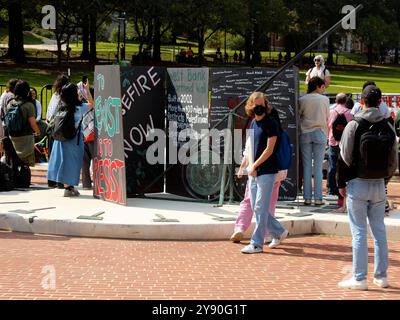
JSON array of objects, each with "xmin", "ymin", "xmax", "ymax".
[
  {"xmin": 332, "ymin": 111, "xmax": 349, "ymax": 142},
  {"xmin": 0, "ymin": 161, "xmax": 15, "ymax": 191},
  {"xmin": 1, "ymin": 136, "xmax": 31, "ymax": 188},
  {"xmin": 3, "ymin": 101, "xmax": 25, "ymax": 136},
  {"xmin": 52, "ymin": 104, "xmax": 81, "ymax": 144},
  {"xmin": 353, "ymin": 118, "xmax": 396, "ymax": 179}
]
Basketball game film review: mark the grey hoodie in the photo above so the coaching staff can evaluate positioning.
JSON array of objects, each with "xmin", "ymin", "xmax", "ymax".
[{"xmin": 339, "ymin": 107, "xmax": 398, "ymax": 176}]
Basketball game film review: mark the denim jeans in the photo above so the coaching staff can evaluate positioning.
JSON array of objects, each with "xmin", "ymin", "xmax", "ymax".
[
  {"xmin": 328, "ymin": 145, "xmax": 340, "ymax": 196},
  {"xmin": 300, "ymin": 130, "xmax": 327, "ymax": 201},
  {"xmin": 347, "ymin": 178, "xmax": 388, "ymax": 281},
  {"xmin": 249, "ymin": 174, "xmax": 285, "ymax": 248}
]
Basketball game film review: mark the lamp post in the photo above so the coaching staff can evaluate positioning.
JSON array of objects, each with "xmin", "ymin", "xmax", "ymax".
[
  {"xmin": 116, "ymin": 12, "xmax": 126, "ymax": 62},
  {"xmin": 117, "ymin": 18, "xmax": 121, "ymax": 62}
]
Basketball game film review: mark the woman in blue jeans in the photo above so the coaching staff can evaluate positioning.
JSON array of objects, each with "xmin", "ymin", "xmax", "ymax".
[
  {"xmin": 298, "ymin": 77, "xmax": 330, "ymax": 205},
  {"xmin": 241, "ymin": 92, "xmax": 288, "ymax": 254}
]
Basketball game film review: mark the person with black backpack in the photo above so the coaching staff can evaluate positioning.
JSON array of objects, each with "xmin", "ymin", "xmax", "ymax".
[
  {"xmin": 337, "ymin": 85, "xmax": 397, "ymax": 290},
  {"xmin": 4, "ymin": 80, "xmax": 41, "ymax": 167},
  {"xmin": 327, "ymin": 93, "xmax": 353, "ymax": 210},
  {"xmin": 47, "ymin": 82, "xmax": 94, "ymax": 197}
]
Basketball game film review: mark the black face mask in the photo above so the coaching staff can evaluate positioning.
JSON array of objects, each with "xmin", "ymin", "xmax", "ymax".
[{"xmin": 254, "ymin": 105, "xmax": 265, "ymax": 116}]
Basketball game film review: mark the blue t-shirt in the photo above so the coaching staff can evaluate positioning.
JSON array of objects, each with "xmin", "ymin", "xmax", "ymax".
[{"xmin": 251, "ymin": 115, "xmax": 280, "ymax": 176}]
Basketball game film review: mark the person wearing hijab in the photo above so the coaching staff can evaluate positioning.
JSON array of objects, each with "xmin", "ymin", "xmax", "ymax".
[{"xmin": 305, "ymin": 55, "xmax": 331, "ymax": 88}]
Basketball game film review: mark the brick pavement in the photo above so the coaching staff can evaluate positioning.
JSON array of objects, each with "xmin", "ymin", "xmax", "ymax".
[{"xmin": 1, "ymin": 231, "xmax": 400, "ymax": 300}]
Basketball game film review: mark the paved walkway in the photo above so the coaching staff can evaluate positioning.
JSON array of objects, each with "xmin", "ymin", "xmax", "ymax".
[{"xmin": 1, "ymin": 231, "xmax": 400, "ymax": 300}]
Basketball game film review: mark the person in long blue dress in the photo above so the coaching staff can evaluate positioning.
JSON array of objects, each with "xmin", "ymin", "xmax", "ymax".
[{"xmin": 47, "ymin": 81, "xmax": 94, "ymax": 196}]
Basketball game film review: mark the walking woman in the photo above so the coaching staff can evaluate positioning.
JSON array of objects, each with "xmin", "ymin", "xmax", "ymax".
[
  {"xmin": 47, "ymin": 81, "xmax": 94, "ymax": 196},
  {"xmin": 241, "ymin": 92, "xmax": 288, "ymax": 254}
]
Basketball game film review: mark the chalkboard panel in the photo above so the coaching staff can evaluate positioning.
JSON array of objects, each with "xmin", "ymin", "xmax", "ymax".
[
  {"xmin": 210, "ymin": 67, "xmax": 299, "ymax": 201},
  {"xmin": 120, "ymin": 66, "xmax": 166, "ymax": 196},
  {"xmin": 165, "ymin": 68, "xmax": 212, "ymax": 198},
  {"xmin": 94, "ymin": 65, "xmax": 127, "ymax": 205}
]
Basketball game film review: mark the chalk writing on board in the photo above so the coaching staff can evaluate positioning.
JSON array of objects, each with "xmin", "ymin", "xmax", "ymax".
[
  {"xmin": 94, "ymin": 139, "xmax": 125, "ymax": 205},
  {"xmin": 95, "ymin": 96, "xmax": 121, "ymax": 138},
  {"xmin": 124, "ymin": 114, "xmax": 155, "ymax": 158},
  {"xmin": 209, "ymin": 67, "xmax": 299, "ymax": 201},
  {"xmin": 121, "ymin": 66, "xmax": 161, "ymax": 115},
  {"xmin": 94, "ymin": 65, "xmax": 127, "ymax": 206}
]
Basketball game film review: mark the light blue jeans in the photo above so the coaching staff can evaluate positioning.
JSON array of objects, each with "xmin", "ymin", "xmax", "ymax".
[
  {"xmin": 300, "ymin": 130, "xmax": 327, "ymax": 201},
  {"xmin": 249, "ymin": 174, "xmax": 285, "ymax": 248},
  {"xmin": 347, "ymin": 178, "xmax": 388, "ymax": 281}
]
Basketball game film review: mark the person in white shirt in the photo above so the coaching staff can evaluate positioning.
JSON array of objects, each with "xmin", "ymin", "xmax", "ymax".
[
  {"xmin": 0, "ymin": 79, "xmax": 18, "ymax": 140},
  {"xmin": 77, "ymin": 75, "xmax": 88, "ymax": 102},
  {"xmin": 299, "ymin": 77, "xmax": 330, "ymax": 205},
  {"xmin": 46, "ymin": 75, "xmax": 70, "ymax": 122},
  {"xmin": 30, "ymin": 88, "xmax": 42, "ymax": 121},
  {"xmin": 305, "ymin": 55, "xmax": 331, "ymax": 88},
  {"xmin": 351, "ymin": 81, "xmax": 391, "ymax": 120}
]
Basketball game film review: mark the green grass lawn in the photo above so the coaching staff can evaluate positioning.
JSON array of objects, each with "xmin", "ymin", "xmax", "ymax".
[
  {"xmin": 1, "ymin": 63, "xmax": 398, "ymax": 118},
  {"xmin": 1, "ymin": 64, "xmax": 399, "ymax": 95},
  {"xmin": 299, "ymin": 65, "xmax": 400, "ymax": 93},
  {"xmin": 0, "ymin": 28, "xmax": 47, "ymax": 45}
]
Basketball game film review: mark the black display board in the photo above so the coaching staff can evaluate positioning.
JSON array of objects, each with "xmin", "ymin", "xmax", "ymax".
[
  {"xmin": 165, "ymin": 68, "xmax": 211, "ymax": 198},
  {"xmin": 210, "ymin": 67, "xmax": 299, "ymax": 201},
  {"xmin": 120, "ymin": 66, "xmax": 166, "ymax": 196},
  {"xmin": 93, "ymin": 65, "xmax": 127, "ymax": 205}
]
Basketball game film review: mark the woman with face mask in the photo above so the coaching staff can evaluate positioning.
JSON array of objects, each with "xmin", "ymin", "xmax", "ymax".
[{"xmin": 240, "ymin": 92, "xmax": 289, "ymax": 254}]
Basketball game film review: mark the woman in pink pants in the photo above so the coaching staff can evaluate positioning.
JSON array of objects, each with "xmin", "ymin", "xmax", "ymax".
[
  {"xmin": 230, "ymin": 170, "xmax": 287, "ymax": 243},
  {"xmin": 230, "ymin": 113, "xmax": 287, "ymax": 244}
]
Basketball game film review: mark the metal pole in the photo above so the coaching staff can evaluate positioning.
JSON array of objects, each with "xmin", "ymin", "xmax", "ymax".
[
  {"xmin": 217, "ymin": 110, "xmax": 233, "ymax": 206},
  {"xmin": 117, "ymin": 21, "xmax": 121, "ymax": 62},
  {"xmin": 123, "ymin": 19, "xmax": 126, "ymax": 59},
  {"xmin": 139, "ymin": 4, "xmax": 364, "ymax": 199},
  {"xmin": 229, "ymin": 109, "xmax": 235, "ymax": 204},
  {"xmin": 210, "ymin": 4, "xmax": 364, "ymax": 131}
]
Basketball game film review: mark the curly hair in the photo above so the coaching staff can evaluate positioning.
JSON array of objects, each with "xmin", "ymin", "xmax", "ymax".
[{"xmin": 245, "ymin": 91, "xmax": 272, "ymax": 117}]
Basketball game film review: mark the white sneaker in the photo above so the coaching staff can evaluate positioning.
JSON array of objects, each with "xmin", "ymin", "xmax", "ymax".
[
  {"xmin": 264, "ymin": 236, "xmax": 273, "ymax": 244},
  {"xmin": 338, "ymin": 278, "xmax": 368, "ymax": 290},
  {"xmin": 241, "ymin": 244, "xmax": 263, "ymax": 254},
  {"xmin": 373, "ymin": 277, "xmax": 388, "ymax": 288},
  {"xmin": 268, "ymin": 230, "xmax": 289, "ymax": 249}
]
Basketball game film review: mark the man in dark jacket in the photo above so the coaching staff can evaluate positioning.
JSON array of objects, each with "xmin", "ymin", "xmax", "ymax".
[{"xmin": 337, "ymin": 86, "xmax": 397, "ymax": 290}]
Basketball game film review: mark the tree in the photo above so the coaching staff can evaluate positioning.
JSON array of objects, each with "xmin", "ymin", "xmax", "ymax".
[
  {"xmin": 356, "ymin": 16, "xmax": 391, "ymax": 67},
  {"xmin": 2, "ymin": 0, "xmax": 26, "ymax": 63}
]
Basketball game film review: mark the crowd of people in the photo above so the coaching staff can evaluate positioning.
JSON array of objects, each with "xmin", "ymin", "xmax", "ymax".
[
  {"xmin": 230, "ymin": 56, "xmax": 399, "ymax": 291},
  {"xmin": 1, "ymin": 54, "xmax": 399, "ymax": 290},
  {"xmin": 0, "ymin": 75, "xmax": 95, "ymax": 196}
]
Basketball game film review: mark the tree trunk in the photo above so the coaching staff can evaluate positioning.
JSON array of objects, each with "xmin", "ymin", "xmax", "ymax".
[
  {"xmin": 5, "ymin": 3, "xmax": 16, "ymax": 59},
  {"xmin": 147, "ymin": 19, "xmax": 153, "ymax": 53},
  {"xmin": 80, "ymin": 19, "xmax": 90, "ymax": 59},
  {"xmin": 244, "ymin": 28, "xmax": 252, "ymax": 65},
  {"xmin": 6, "ymin": 2, "xmax": 25, "ymax": 63},
  {"xmin": 197, "ymin": 28, "xmax": 205, "ymax": 66},
  {"xmin": 252, "ymin": 23, "xmax": 260, "ymax": 65},
  {"xmin": 89, "ymin": 12, "xmax": 97, "ymax": 63},
  {"xmin": 367, "ymin": 43, "xmax": 373, "ymax": 67},
  {"xmin": 152, "ymin": 17, "xmax": 161, "ymax": 62},
  {"xmin": 56, "ymin": 37, "xmax": 62, "ymax": 66},
  {"xmin": 327, "ymin": 35, "xmax": 335, "ymax": 66}
]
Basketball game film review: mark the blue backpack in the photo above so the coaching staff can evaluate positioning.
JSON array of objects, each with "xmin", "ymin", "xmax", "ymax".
[
  {"xmin": 4, "ymin": 101, "xmax": 24, "ymax": 135},
  {"xmin": 276, "ymin": 130, "xmax": 293, "ymax": 170}
]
